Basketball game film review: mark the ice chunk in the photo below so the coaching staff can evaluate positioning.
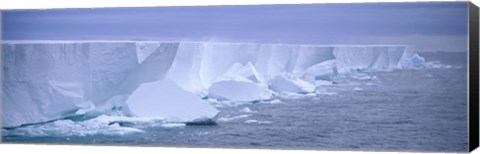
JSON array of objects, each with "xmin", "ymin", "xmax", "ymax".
[
  {"xmin": 215, "ymin": 62, "xmax": 263, "ymax": 83},
  {"xmin": 126, "ymin": 80, "xmax": 219, "ymax": 122},
  {"xmin": 244, "ymin": 120, "xmax": 273, "ymax": 124},
  {"xmin": 399, "ymin": 53, "xmax": 429, "ymax": 69},
  {"xmin": 199, "ymin": 43, "xmax": 261, "ymax": 87},
  {"xmin": 277, "ymin": 92, "xmax": 317, "ymax": 100},
  {"xmin": 302, "ymin": 59, "xmax": 337, "ymax": 83},
  {"xmin": 217, "ymin": 114, "xmax": 250, "ymax": 122},
  {"xmin": 161, "ymin": 123, "xmax": 186, "ymax": 128},
  {"xmin": 208, "ymin": 80, "xmax": 273, "ymax": 102},
  {"xmin": 207, "ymin": 58, "xmax": 272, "ymax": 102},
  {"xmin": 269, "ymin": 74, "xmax": 316, "ymax": 93}
]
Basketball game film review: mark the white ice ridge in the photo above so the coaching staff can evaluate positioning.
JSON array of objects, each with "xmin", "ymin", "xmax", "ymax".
[{"xmin": 2, "ymin": 41, "xmax": 423, "ymax": 128}]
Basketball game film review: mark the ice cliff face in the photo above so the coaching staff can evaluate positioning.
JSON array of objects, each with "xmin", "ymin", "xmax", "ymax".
[{"xmin": 1, "ymin": 41, "xmax": 422, "ymax": 128}]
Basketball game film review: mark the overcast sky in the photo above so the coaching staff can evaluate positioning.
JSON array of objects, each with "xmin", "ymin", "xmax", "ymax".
[{"xmin": 1, "ymin": 2, "xmax": 469, "ymax": 51}]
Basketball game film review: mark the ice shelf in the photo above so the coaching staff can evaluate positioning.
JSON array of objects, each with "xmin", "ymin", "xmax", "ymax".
[{"xmin": 2, "ymin": 41, "xmax": 423, "ymax": 128}]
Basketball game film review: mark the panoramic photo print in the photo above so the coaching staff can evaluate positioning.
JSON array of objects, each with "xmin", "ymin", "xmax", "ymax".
[{"xmin": 1, "ymin": 2, "xmax": 471, "ymax": 152}]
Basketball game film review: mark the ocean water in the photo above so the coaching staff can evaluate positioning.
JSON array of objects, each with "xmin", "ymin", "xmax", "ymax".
[{"xmin": 1, "ymin": 52, "xmax": 468, "ymax": 152}]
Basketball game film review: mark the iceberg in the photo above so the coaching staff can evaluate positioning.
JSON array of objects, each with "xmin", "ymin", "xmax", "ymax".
[
  {"xmin": 398, "ymin": 53, "xmax": 430, "ymax": 69},
  {"xmin": 2, "ymin": 41, "xmax": 427, "ymax": 128},
  {"xmin": 301, "ymin": 59, "xmax": 338, "ymax": 83},
  {"xmin": 269, "ymin": 74, "xmax": 316, "ymax": 93},
  {"xmin": 125, "ymin": 80, "xmax": 219, "ymax": 122},
  {"xmin": 207, "ymin": 61, "xmax": 273, "ymax": 102}
]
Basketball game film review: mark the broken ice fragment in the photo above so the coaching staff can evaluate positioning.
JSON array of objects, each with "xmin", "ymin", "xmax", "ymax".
[
  {"xmin": 269, "ymin": 74, "xmax": 316, "ymax": 93},
  {"xmin": 126, "ymin": 80, "xmax": 219, "ymax": 123}
]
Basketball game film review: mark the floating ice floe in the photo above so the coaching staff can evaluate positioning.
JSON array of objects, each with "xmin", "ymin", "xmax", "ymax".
[
  {"xmin": 426, "ymin": 61, "xmax": 461, "ymax": 69},
  {"xmin": 217, "ymin": 114, "xmax": 251, "ymax": 122},
  {"xmin": 258, "ymin": 99, "xmax": 284, "ymax": 105},
  {"xmin": 244, "ymin": 120, "xmax": 273, "ymax": 124},
  {"xmin": 277, "ymin": 92, "xmax": 318, "ymax": 100},
  {"xmin": 215, "ymin": 62, "xmax": 264, "ymax": 84}
]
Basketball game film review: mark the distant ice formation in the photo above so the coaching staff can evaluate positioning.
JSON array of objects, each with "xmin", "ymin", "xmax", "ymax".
[{"xmin": 2, "ymin": 41, "xmax": 427, "ymax": 128}]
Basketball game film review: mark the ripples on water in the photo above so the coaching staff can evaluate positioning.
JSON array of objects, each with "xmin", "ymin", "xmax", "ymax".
[{"xmin": 2, "ymin": 52, "xmax": 468, "ymax": 152}]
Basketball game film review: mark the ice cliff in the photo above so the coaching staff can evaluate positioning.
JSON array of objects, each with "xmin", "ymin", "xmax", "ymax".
[{"xmin": 1, "ymin": 41, "xmax": 424, "ymax": 128}]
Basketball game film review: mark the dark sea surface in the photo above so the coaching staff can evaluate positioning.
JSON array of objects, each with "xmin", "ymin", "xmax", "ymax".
[{"xmin": 2, "ymin": 52, "xmax": 469, "ymax": 152}]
